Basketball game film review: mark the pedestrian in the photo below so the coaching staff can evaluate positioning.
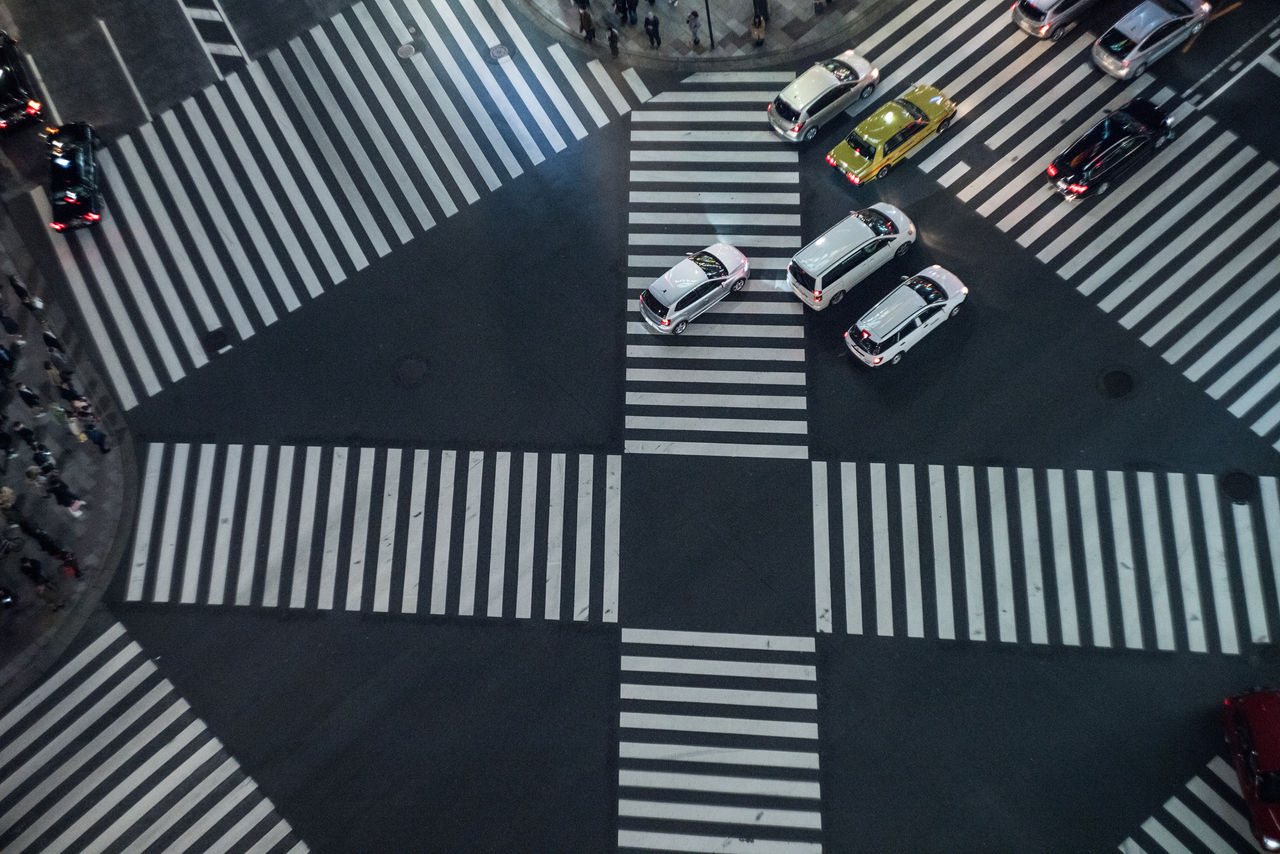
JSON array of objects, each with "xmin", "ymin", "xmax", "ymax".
[
  {"xmin": 0, "ymin": 344, "xmax": 16, "ymax": 377},
  {"xmin": 19, "ymin": 556, "xmax": 51, "ymax": 588},
  {"xmin": 58, "ymin": 380, "xmax": 85, "ymax": 405},
  {"xmin": 607, "ymin": 26, "xmax": 619, "ymax": 56},
  {"xmin": 9, "ymin": 275, "xmax": 42, "ymax": 313},
  {"xmin": 0, "ymin": 427, "xmax": 11, "ymax": 461},
  {"xmin": 0, "ymin": 308, "xmax": 20, "ymax": 344},
  {"xmin": 84, "ymin": 417, "xmax": 109, "ymax": 454},
  {"xmin": 32, "ymin": 444, "xmax": 57, "ymax": 474},
  {"xmin": 47, "ymin": 346, "xmax": 72, "ymax": 379},
  {"xmin": 33, "ymin": 527, "xmax": 64, "ymax": 557},
  {"xmin": 686, "ymin": 10, "xmax": 700, "ymax": 44},
  {"xmin": 573, "ymin": 0, "xmax": 589, "ymax": 9},
  {"xmin": 579, "ymin": 7, "xmax": 596, "ymax": 41},
  {"xmin": 25, "ymin": 465, "xmax": 49, "ymax": 497},
  {"xmin": 626, "ymin": 0, "xmax": 638, "ymax": 24},
  {"xmin": 58, "ymin": 550, "xmax": 82, "ymax": 580},
  {"xmin": 644, "ymin": 10, "xmax": 661, "ymax": 46},
  {"xmin": 753, "ymin": 0, "xmax": 769, "ymax": 22},
  {"xmin": 46, "ymin": 474, "xmax": 86, "ymax": 517},
  {"xmin": 43, "ymin": 360, "xmax": 60, "ymax": 391},
  {"xmin": 42, "ymin": 328, "xmax": 65, "ymax": 354},
  {"xmin": 15, "ymin": 382, "xmax": 44, "ymax": 415},
  {"xmin": 613, "ymin": 0, "xmax": 627, "ymax": 24},
  {"xmin": 12, "ymin": 421, "xmax": 36, "ymax": 449},
  {"xmin": 751, "ymin": 14, "xmax": 765, "ymax": 45}
]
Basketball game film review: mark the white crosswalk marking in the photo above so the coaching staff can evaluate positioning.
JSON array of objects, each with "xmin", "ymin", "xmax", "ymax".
[
  {"xmin": 125, "ymin": 443, "xmax": 622, "ymax": 621},
  {"xmin": 34, "ymin": 0, "xmax": 649, "ymax": 410},
  {"xmin": 617, "ymin": 628, "xmax": 823, "ymax": 852},
  {"xmin": 812, "ymin": 461, "xmax": 1280, "ymax": 654},
  {"xmin": 1119, "ymin": 755, "xmax": 1262, "ymax": 853},
  {"xmin": 0, "ymin": 624, "xmax": 306, "ymax": 853},
  {"xmin": 624, "ymin": 74, "xmax": 806, "ymax": 459}
]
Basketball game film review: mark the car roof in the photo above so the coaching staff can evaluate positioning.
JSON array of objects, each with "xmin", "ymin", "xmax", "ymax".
[
  {"xmin": 1239, "ymin": 692, "xmax": 1280, "ymax": 771},
  {"xmin": 780, "ymin": 50, "xmax": 872, "ymax": 108},
  {"xmin": 859, "ymin": 285, "xmax": 926, "ymax": 338},
  {"xmin": 646, "ymin": 244, "xmax": 740, "ymax": 305},
  {"xmin": 793, "ymin": 213, "xmax": 874, "ymax": 272},
  {"xmin": 1117, "ymin": 0, "xmax": 1187, "ymax": 39},
  {"xmin": 854, "ymin": 85, "xmax": 944, "ymax": 146}
]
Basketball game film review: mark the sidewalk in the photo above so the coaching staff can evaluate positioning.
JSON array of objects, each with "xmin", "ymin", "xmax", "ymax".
[
  {"xmin": 525, "ymin": 0, "xmax": 876, "ymax": 65},
  {"xmin": 0, "ymin": 201, "xmax": 133, "ymax": 713}
]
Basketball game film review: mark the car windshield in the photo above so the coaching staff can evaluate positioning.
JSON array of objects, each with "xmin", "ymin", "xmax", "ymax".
[
  {"xmin": 1064, "ymin": 118, "xmax": 1127, "ymax": 170},
  {"xmin": 689, "ymin": 252, "xmax": 727, "ymax": 279},
  {"xmin": 820, "ymin": 59, "xmax": 856, "ymax": 81},
  {"xmin": 772, "ymin": 96, "xmax": 800, "ymax": 123},
  {"xmin": 788, "ymin": 262, "xmax": 815, "ymax": 290},
  {"xmin": 909, "ymin": 277, "xmax": 945, "ymax": 303},
  {"xmin": 1261, "ymin": 772, "xmax": 1280, "ymax": 803},
  {"xmin": 1015, "ymin": 0, "xmax": 1047, "ymax": 21},
  {"xmin": 641, "ymin": 289, "xmax": 669, "ymax": 318},
  {"xmin": 843, "ymin": 131, "xmax": 875, "ymax": 160},
  {"xmin": 892, "ymin": 98, "xmax": 927, "ymax": 122},
  {"xmin": 852, "ymin": 329, "xmax": 883, "ymax": 355},
  {"xmin": 855, "ymin": 208, "xmax": 898, "ymax": 237},
  {"xmin": 1097, "ymin": 27, "xmax": 1135, "ymax": 57}
]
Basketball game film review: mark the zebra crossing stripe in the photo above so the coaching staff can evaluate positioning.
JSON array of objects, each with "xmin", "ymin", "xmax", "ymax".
[
  {"xmin": 349, "ymin": 447, "xmax": 377, "ymax": 612},
  {"xmin": 928, "ymin": 465, "xmax": 954, "ymax": 641},
  {"xmin": 209, "ymin": 444, "xmax": 244, "ymax": 607},
  {"xmin": 485, "ymin": 0, "xmax": 589, "ymax": 140},
  {"xmin": 460, "ymin": 451, "xmax": 484, "ymax": 616},
  {"xmin": 959, "ymin": 466, "xmax": 984, "ymax": 641},
  {"xmin": 1199, "ymin": 473, "xmax": 1240, "ymax": 655},
  {"xmin": 1233, "ymin": 502, "xmax": 1269, "ymax": 644},
  {"xmin": 549, "ymin": 44, "xmax": 609, "ymax": 129},
  {"xmin": 264, "ymin": 445, "xmax": 297, "ymax": 608},
  {"xmin": 181, "ymin": 444, "xmax": 217, "ymax": 605},
  {"xmin": 402, "ymin": 449, "xmax": 430, "ymax": 614},
  {"xmin": 988, "ymin": 468, "xmax": 1016, "ymax": 643},
  {"xmin": 1076, "ymin": 470, "xmax": 1112, "ymax": 648},
  {"xmin": 237, "ymin": 445, "xmax": 271, "ymax": 607},
  {"xmin": 1108, "ymin": 471, "xmax": 1144, "ymax": 650},
  {"xmin": 871, "ymin": 464, "xmax": 893, "ymax": 637},
  {"xmin": 1016, "ymin": 469, "xmax": 1049, "ymax": 645},
  {"xmin": 1169, "ymin": 473, "xmax": 1208, "ymax": 654},
  {"xmin": 1136, "ymin": 472, "xmax": 1176, "ymax": 651},
  {"xmin": 291, "ymin": 447, "xmax": 323, "ymax": 608},
  {"xmin": 128, "ymin": 445, "xmax": 166, "ymax": 601},
  {"xmin": 813, "ymin": 462, "xmax": 833, "ymax": 633},
  {"xmin": 375, "ymin": 449, "xmax": 405, "ymax": 614}
]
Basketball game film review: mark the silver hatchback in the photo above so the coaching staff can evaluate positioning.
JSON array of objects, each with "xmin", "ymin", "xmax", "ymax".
[
  {"xmin": 1092, "ymin": 0, "xmax": 1210, "ymax": 80},
  {"xmin": 1011, "ymin": 0, "xmax": 1101, "ymax": 41},
  {"xmin": 768, "ymin": 49, "xmax": 879, "ymax": 143},
  {"xmin": 638, "ymin": 244, "xmax": 750, "ymax": 335}
]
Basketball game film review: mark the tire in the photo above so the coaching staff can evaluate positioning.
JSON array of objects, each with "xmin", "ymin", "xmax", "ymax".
[
  {"xmin": 830, "ymin": 290, "xmax": 844, "ymax": 306},
  {"xmin": 672, "ymin": 319, "xmax": 688, "ymax": 335},
  {"xmin": 949, "ymin": 304, "xmax": 961, "ymax": 318},
  {"xmin": 860, "ymin": 82, "xmax": 875, "ymax": 100},
  {"xmin": 876, "ymin": 164, "xmax": 891, "ymax": 180},
  {"xmin": 1132, "ymin": 62, "xmax": 1146, "ymax": 79},
  {"xmin": 1094, "ymin": 181, "xmax": 1109, "ymax": 198},
  {"xmin": 938, "ymin": 116, "xmax": 953, "ymax": 133},
  {"xmin": 894, "ymin": 241, "xmax": 912, "ymax": 259},
  {"xmin": 730, "ymin": 278, "xmax": 746, "ymax": 292},
  {"xmin": 1048, "ymin": 26, "xmax": 1062, "ymax": 42},
  {"xmin": 889, "ymin": 351, "xmax": 904, "ymax": 365},
  {"xmin": 803, "ymin": 125, "xmax": 818, "ymax": 143}
]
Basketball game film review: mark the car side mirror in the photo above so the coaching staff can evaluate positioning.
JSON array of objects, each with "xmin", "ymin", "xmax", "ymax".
[{"xmin": 900, "ymin": 275, "xmax": 909, "ymax": 281}]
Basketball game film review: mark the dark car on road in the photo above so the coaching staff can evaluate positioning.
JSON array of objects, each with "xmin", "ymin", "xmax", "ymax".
[
  {"xmin": 1224, "ymin": 689, "xmax": 1280, "ymax": 851},
  {"xmin": 1044, "ymin": 98, "xmax": 1173, "ymax": 199},
  {"xmin": 0, "ymin": 31, "xmax": 42, "ymax": 130},
  {"xmin": 47, "ymin": 123, "xmax": 101, "ymax": 232}
]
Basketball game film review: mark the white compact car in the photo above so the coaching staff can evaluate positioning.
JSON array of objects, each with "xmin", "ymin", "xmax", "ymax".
[
  {"xmin": 787, "ymin": 204, "xmax": 915, "ymax": 310},
  {"xmin": 844, "ymin": 265, "xmax": 967, "ymax": 366},
  {"xmin": 768, "ymin": 49, "xmax": 880, "ymax": 143},
  {"xmin": 638, "ymin": 244, "xmax": 750, "ymax": 335}
]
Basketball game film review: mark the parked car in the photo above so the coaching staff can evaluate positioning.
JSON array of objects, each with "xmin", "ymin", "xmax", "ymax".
[
  {"xmin": 638, "ymin": 244, "xmax": 750, "ymax": 335},
  {"xmin": 825, "ymin": 84, "xmax": 956, "ymax": 185},
  {"xmin": 843, "ymin": 265, "xmax": 966, "ymax": 366},
  {"xmin": 1224, "ymin": 690, "xmax": 1280, "ymax": 851},
  {"xmin": 1045, "ymin": 98, "xmax": 1173, "ymax": 199},
  {"xmin": 1092, "ymin": 0, "xmax": 1211, "ymax": 80},
  {"xmin": 1011, "ymin": 0, "xmax": 1102, "ymax": 40},
  {"xmin": 0, "ymin": 31, "xmax": 41, "ymax": 130},
  {"xmin": 768, "ymin": 49, "xmax": 880, "ymax": 143},
  {"xmin": 47, "ymin": 123, "xmax": 101, "ymax": 232},
  {"xmin": 787, "ymin": 204, "xmax": 915, "ymax": 310}
]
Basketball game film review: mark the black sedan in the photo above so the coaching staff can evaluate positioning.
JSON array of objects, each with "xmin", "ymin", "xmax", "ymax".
[
  {"xmin": 0, "ymin": 31, "xmax": 41, "ymax": 130},
  {"xmin": 48, "ymin": 123, "xmax": 101, "ymax": 232},
  {"xmin": 1045, "ymin": 98, "xmax": 1173, "ymax": 200}
]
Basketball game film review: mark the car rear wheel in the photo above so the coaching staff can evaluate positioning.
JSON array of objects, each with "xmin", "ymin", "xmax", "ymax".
[
  {"xmin": 730, "ymin": 278, "xmax": 746, "ymax": 292},
  {"xmin": 860, "ymin": 82, "xmax": 875, "ymax": 100},
  {"xmin": 803, "ymin": 125, "xmax": 819, "ymax": 142},
  {"xmin": 672, "ymin": 319, "xmax": 688, "ymax": 335},
  {"xmin": 876, "ymin": 164, "xmax": 891, "ymax": 180},
  {"xmin": 1048, "ymin": 25, "xmax": 1062, "ymax": 41},
  {"xmin": 890, "ymin": 351, "xmax": 904, "ymax": 365},
  {"xmin": 938, "ymin": 116, "xmax": 953, "ymax": 133},
  {"xmin": 1132, "ymin": 62, "xmax": 1146, "ymax": 78},
  {"xmin": 894, "ymin": 241, "xmax": 912, "ymax": 259},
  {"xmin": 830, "ymin": 290, "xmax": 844, "ymax": 306},
  {"xmin": 949, "ymin": 304, "xmax": 961, "ymax": 318}
]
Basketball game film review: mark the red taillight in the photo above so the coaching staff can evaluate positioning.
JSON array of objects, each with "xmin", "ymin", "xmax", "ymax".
[
  {"xmin": 766, "ymin": 103, "xmax": 772, "ymax": 112},
  {"xmin": 873, "ymin": 357, "xmax": 882, "ymax": 365},
  {"xmin": 83, "ymin": 212, "xmax": 100, "ymax": 222},
  {"xmin": 790, "ymin": 121, "xmax": 804, "ymax": 134},
  {"xmin": 49, "ymin": 222, "xmax": 65, "ymax": 231},
  {"xmin": 0, "ymin": 119, "xmax": 7, "ymax": 129},
  {"xmin": 1039, "ymin": 22, "xmax": 1050, "ymax": 35},
  {"xmin": 825, "ymin": 154, "xmax": 836, "ymax": 166},
  {"xmin": 25, "ymin": 100, "xmax": 40, "ymax": 114},
  {"xmin": 1122, "ymin": 59, "xmax": 1129, "ymax": 67},
  {"xmin": 813, "ymin": 289, "xmax": 822, "ymax": 303},
  {"xmin": 661, "ymin": 318, "xmax": 669, "ymax": 326},
  {"xmin": 1067, "ymin": 183, "xmax": 1087, "ymax": 194},
  {"xmin": 1046, "ymin": 164, "xmax": 1057, "ymax": 177},
  {"xmin": 847, "ymin": 172, "xmax": 860, "ymax": 185},
  {"xmin": 861, "ymin": 329, "xmax": 870, "ymax": 339}
]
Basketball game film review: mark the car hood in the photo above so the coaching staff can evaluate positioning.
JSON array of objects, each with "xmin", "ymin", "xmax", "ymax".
[
  {"xmin": 647, "ymin": 258, "xmax": 709, "ymax": 304},
  {"xmin": 918, "ymin": 264, "xmax": 966, "ymax": 301},
  {"xmin": 902, "ymin": 84, "xmax": 954, "ymax": 123},
  {"xmin": 1250, "ymin": 800, "xmax": 1280, "ymax": 847}
]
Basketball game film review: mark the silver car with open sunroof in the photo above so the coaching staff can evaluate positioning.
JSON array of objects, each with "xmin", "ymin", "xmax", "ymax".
[{"xmin": 768, "ymin": 49, "xmax": 879, "ymax": 143}]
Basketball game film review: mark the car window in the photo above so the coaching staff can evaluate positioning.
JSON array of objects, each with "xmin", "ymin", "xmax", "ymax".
[
  {"xmin": 909, "ymin": 278, "xmax": 946, "ymax": 303},
  {"xmin": 689, "ymin": 252, "xmax": 728, "ymax": 279},
  {"xmin": 789, "ymin": 261, "xmax": 815, "ymax": 290},
  {"xmin": 1097, "ymin": 27, "xmax": 1135, "ymax": 58},
  {"xmin": 855, "ymin": 208, "xmax": 898, "ymax": 236},
  {"xmin": 820, "ymin": 59, "xmax": 857, "ymax": 82},
  {"xmin": 1146, "ymin": 20, "xmax": 1185, "ymax": 46},
  {"xmin": 867, "ymin": 238, "xmax": 891, "ymax": 255},
  {"xmin": 828, "ymin": 248, "xmax": 865, "ymax": 282},
  {"xmin": 892, "ymin": 98, "xmax": 927, "ymax": 122},
  {"xmin": 843, "ymin": 131, "xmax": 876, "ymax": 160},
  {"xmin": 675, "ymin": 282, "xmax": 718, "ymax": 311},
  {"xmin": 919, "ymin": 305, "xmax": 944, "ymax": 324},
  {"xmin": 809, "ymin": 89, "xmax": 841, "ymax": 114},
  {"xmin": 772, "ymin": 96, "xmax": 801, "ymax": 123}
]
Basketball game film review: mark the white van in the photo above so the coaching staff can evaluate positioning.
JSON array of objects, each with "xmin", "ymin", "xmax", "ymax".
[{"xmin": 786, "ymin": 204, "xmax": 915, "ymax": 310}]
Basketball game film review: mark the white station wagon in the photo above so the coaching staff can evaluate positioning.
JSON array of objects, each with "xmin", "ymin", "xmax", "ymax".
[{"xmin": 844, "ymin": 265, "xmax": 967, "ymax": 366}]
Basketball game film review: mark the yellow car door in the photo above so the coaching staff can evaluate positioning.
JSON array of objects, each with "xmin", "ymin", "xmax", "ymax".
[{"xmin": 887, "ymin": 119, "xmax": 930, "ymax": 167}]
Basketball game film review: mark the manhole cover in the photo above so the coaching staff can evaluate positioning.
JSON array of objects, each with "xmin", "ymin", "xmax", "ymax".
[
  {"xmin": 1099, "ymin": 368, "xmax": 1134, "ymax": 398},
  {"xmin": 1221, "ymin": 471, "xmax": 1258, "ymax": 504},
  {"xmin": 394, "ymin": 355, "xmax": 429, "ymax": 388},
  {"xmin": 396, "ymin": 43, "xmax": 416, "ymax": 58},
  {"xmin": 489, "ymin": 44, "xmax": 509, "ymax": 60}
]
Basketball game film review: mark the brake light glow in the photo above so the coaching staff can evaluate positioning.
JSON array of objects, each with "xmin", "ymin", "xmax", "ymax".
[
  {"xmin": 813, "ymin": 289, "xmax": 822, "ymax": 303},
  {"xmin": 847, "ymin": 171, "xmax": 860, "ymax": 185},
  {"xmin": 1067, "ymin": 183, "xmax": 1087, "ymax": 194},
  {"xmin": 661, "ymin": 318, "xmax": 669, "ymax": 326},
  {"xmin": 1046, "ymin": 164, "xmax": 1057, "ymax": 177},
  {"xmin": 766, "ymin": 103, "xmax": 772, "ymax": 111},
  {"xmin": 83, "ymin": 212, "xmax": 100, "ymax": 222},
  {"xmin": 25, "ymin": 100, "xmax": 39, "ymax": 114},
  {"xmin": 825, "ymin": 154, "xmax": 836, "ymax": 166},
  {"xmin": 1122, "ymin": 59, "xmax": 1129, "ymax": 67},
  {"xmin": 873, "ymin": 357, "xmax": 882, "ymax": 365},
  {"xmin": 861, "ymin": 329, "xmax": 870, "ymax": 339},
  {"xmin": 0, "ymin": 120, "xmax": 6, "ymax": 129},
  {"xmin": 790, "ymin": 121, "xmax": 804, "ymax": 134},
  {"xmin": 1039, "ymin": 23, "xmax": 1050, "ymax": 35},
  {"xmin": 49, "ymin": 222, "xmax": 65, "ymax": 231}
]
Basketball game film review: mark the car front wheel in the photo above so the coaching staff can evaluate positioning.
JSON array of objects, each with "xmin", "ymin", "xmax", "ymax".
[
  {"xmin": 1094, "ymin": 181, "xmax": 1110, "ymax": 198},
  {"xmin": 860, "ymin": 82, "xmax": 875, "ymax": 100},
  {"xmin": 730, "ymin": 278, "xmax": 746, "ymax": 292},
  {"xmin": 895, "ymin": 241, "xmax": 912, "ymax": 259},
  {"xmin": 672, "ymin": 319, "xmax": 688, "ymax": 335},
  {"xmin": 950, "ymin": 304, "xmax": 961, "ymax": 318},
  {"xmin": 938, "ymin": 116, "xmax": 953, "ymax": 133}
]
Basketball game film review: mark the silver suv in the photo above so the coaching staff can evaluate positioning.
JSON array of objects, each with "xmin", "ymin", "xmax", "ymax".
[
  {"xmin": 1011, "ymin": 0, "xmax": 1101, "ymax": 41},
  {"xmin": 1092, "ymin": 0, "xmax": 1210, "ymax": 80},
  {"xmin": 638, "ymin": 244, "xmax": 750, "ymax": 335},
  {"xmin": 768, "ymin": 49, "xmax": 879, "ymax": 143}
]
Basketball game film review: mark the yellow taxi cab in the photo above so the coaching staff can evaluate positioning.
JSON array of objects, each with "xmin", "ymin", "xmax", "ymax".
[{"xmin": 825, "ymin": 84, "xmax": 957, "ymax": 185}]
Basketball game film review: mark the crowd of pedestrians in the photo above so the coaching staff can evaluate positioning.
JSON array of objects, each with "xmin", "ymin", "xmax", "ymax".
[
  {"xmin": 571, "ymin": 0, "xmax": 777, "ymax": 52},
  {"xmin": 0, "ymin": 274, "xmax": 104, "ymax": 614}
]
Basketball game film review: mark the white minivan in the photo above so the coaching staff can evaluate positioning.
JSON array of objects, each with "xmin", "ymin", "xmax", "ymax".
[{"xmin": 786, "ymin": 204, "xmax": 915, "ymax": 310}]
